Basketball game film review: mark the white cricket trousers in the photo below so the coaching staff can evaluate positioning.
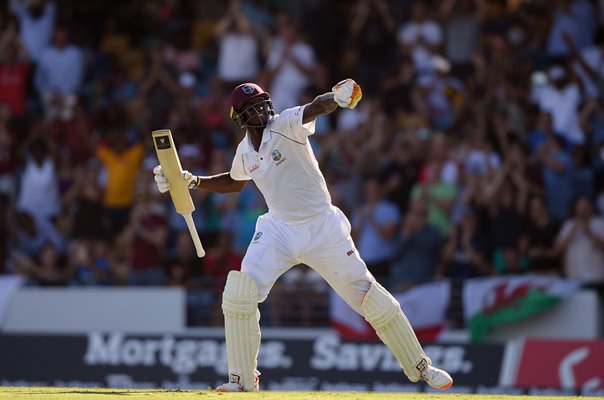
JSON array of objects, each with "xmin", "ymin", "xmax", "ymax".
[{"xmin": 241, "ymin": 205, "xmax": 375, "ymax": 314}]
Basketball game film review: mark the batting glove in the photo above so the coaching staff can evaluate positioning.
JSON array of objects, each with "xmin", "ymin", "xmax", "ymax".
[
  {"xmin": 153, "ymin": 165, "xmax": 171, "ymax": 193},
  {"xmin": 332, "ymin": 78, "xmax": 362, "ymax": 109},
  {"xmin": 181, "ymin": 170, "xmax": 200, "ymax": 189}
]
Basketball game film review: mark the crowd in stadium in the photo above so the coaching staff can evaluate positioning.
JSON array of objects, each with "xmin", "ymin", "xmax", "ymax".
[{"xmin": 1, "ymin": 0, "xmax": 604, "ymax": 325}]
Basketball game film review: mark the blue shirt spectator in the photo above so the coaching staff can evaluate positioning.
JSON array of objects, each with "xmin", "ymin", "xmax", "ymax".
[{"xmin": 10, "ymin": 0, "xmax": 55, "ymax": 62}]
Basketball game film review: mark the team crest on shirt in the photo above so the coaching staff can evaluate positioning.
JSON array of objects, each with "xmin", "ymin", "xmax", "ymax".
[
  {"xmin": 253, "ymin": 232, "xmax": 263, "ymax": 242},
  {"xmin": 272, "ymin": 149, "xmax": 286, "ymax": 166}
]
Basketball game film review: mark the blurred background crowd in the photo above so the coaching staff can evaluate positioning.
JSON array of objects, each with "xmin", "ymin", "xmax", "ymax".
[{"xmin": 1, "ymin": 0, "xmax": 604, "ymax": 327}]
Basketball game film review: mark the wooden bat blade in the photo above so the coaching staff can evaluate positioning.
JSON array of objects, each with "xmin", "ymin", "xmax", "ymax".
[{"xmin": 152, "ymin": 129, "xmax": 195, "ymax": 215}]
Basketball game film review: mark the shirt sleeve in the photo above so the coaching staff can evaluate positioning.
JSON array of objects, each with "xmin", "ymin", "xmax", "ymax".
[
  {"xmin": 229, "ymin": 141, "xmax": 251, "ymax": 181},
  {"xmin": 273, "ymin": 105, "xmax": 316, "ymax": 143}
]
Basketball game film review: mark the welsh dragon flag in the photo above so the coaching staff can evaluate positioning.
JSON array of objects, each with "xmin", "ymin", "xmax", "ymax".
[{"xmin": 463, "ymin": 275, "xmax": 580, "ymax": 342}]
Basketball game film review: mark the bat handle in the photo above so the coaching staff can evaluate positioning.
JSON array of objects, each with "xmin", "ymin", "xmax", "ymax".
[{"xmin": 183, "ymin": 213, "xmax": 206, "ymax": 258}]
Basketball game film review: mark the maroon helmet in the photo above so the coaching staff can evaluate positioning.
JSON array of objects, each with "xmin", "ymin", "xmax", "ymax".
[{"xmin": 229, "ymin": 83, "xmax": 275, "ymax": 128}]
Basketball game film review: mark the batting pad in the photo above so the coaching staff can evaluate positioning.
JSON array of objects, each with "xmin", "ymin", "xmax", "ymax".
[
  {"xmin": 361, "ymin": 281, "xmax": 430, "ymax": 382},
  {"xmin": 222, "ymin": 271, "xmax": 261, "ymax": 391}
]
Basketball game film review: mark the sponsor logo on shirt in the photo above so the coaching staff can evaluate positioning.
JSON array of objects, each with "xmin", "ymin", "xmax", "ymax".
[
  {"xmin": 272, "ymin": 149, "xmax": 286, "ymax": 166},
  {"xmin": 249, "ymin": 164, "xmax": 260, "ymax": 173},
  {"xmin": 253, "ymin": 232, "xmax": 263, "ymax": 242},
  {"xmin": 346, "ymin": 249, "xmax": 355, "ymax": 256}
]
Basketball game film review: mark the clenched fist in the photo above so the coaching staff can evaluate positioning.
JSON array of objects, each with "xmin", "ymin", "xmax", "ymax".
[{"xmin": 332, "ymin": 78, "xmax": 362, "ymax": 109}]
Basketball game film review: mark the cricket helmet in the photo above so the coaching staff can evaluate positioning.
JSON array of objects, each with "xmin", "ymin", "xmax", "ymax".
[{"xmin": 229, "ymin": 83, "xmax": 274, "ymax": 128}]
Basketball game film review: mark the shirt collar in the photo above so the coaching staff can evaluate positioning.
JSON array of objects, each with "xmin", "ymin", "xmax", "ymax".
[{"xmin": 243, "ymin": 129, "xmax": 272, "ymax": 153}]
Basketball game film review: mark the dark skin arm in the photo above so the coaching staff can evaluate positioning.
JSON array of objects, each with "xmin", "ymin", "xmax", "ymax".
[
  {"xmin": 192, "ymin": 93, "xmax": 338, "ymax": 194},
  {"xmin": 196, "ymin": 172, "xmax": 247, "ymax": 194},
  {"xmin": 302, "ymin": 92, "xmax": 338, "ymax": 124}
]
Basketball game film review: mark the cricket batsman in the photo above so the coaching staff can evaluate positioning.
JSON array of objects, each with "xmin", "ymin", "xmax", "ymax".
[{"xmin": 154, "ymin": 79, "xmax": 453, "ymax": 392}]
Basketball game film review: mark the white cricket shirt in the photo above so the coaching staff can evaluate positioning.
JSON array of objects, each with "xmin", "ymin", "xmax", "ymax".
[{"xmin": 229, "ymin": 105, "xmax": 332, "ymax": 224}]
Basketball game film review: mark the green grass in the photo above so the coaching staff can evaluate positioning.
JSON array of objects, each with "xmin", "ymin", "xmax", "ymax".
[{"xmin": 0, "ymin": 387, "xmax": 597, "ymax": 400}]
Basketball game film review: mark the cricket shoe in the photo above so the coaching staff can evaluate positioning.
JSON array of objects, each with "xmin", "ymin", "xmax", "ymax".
[
  {"xmin": 420, "ymin": 365, "xmax": 453, "ymax": 390},
  {"xmin": 215, "ymin": 382, "xmax": 244, "ymax": 392},
  {"xmin": 215, "ymin": 372, "xmax": 260, "ymax": 392}
]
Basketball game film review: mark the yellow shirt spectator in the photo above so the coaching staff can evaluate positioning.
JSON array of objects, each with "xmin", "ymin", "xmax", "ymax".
[{"xmin": 96, "ymin": 142, "xmax": 144, "ymax": 208}]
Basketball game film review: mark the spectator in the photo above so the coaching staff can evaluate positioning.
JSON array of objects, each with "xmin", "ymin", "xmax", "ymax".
[
  {"xmin": 556, "ymin": 196, "xmax": 604, "ymax": 283},
  {"xmin": 124, "ymin": 195, "xmax": 168, "ymax": 286},
  {"xmin": 35, "ymin": 26, "xmax": 84, "ymax": 121},
  {"xmin": 379, "ymin": 135, "xmax": 420, "ymax": 214},
  {"xmin": 264, "ymin": 13, "xmax": 316, "ymax": 112},
  {"xmin": 390, "ymin": 200, "xmax": 443, "ymax": 290},
  {"xmin": 0, "ymin": 16, "xmax": 30, "ymax": 122},
  {"xmin": 349, "ymin": 0, "xmax": 397, "ymax": 95},
  {"xmin": 438, "ymin": 0, "xmax": 486, "ymax": 71},
  {"xmin": 95, "ymin": 112, "xmax": 144, "ymax": 235},
  {"xmin": 351, "ymin": 177, "xmax": 401, "ymax": 282},
  {"xmin": 439, "ymin": 208, "xmax": 489, "ymax": 279},
  {"xmin": 139, "ymin": 42, "xmax": 184, "ymax": 128},
  {"xmin": 0, "ymin": 105, "xmax": 17, "ymax": 200},
  {"xmin": 527, "ymin": 111, "xmax": 566, "ymax": 154},
  {"xmin": 531, "ymin": 64, "xmax": 584, "ymax": 144},
  {"xmin": 214, "ymin": 0, "xmax": 261, "ymax": 89},
  {"xmin": 13, "ymin": 242, "xmax": 68, "ymax": 286},
  {"xmin": 421, "ymin": 56, "xmax": 465, "ymax": 130},
  {"xmin": 397, "ymin": 1, "xmax": 443, "ymax": 84},
  {"xmin": 411, "ymin": 133, "xmax": 458, "ymax": 235},
  {"xmin": 9, "ymin": 0, "xmax": 55, "ymax": 63},
  {"xmin": 546, "ymin": 0, "xmax": 593, "ymax": 59},
  {"xmin": 534, "ymin": 134, "xmax": 574, "ymax": 222},
  {"xmin": 520, "ymin": 196, "xmax": 562, "ymax": 276},
  {"xmin": 16, "ymin": 128, "xmax": 61, "ymax": 220}
]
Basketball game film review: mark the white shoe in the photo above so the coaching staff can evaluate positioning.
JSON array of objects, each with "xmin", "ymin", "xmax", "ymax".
[
  {"xmin": 215, "ymin": 372, "xmax": 260, "ymax": 392},
  {"xmin": 215, "ymin": 382, "xmax": 244, "ymax": 392},
  {"xmin": 420, "ymin": 365, "xmax": 453, "ymax": 390}
]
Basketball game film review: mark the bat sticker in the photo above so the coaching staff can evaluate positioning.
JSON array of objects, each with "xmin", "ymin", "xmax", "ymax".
[{"xmin": 155, "ymin": 136, "xmax": 172, "ymax": 149}]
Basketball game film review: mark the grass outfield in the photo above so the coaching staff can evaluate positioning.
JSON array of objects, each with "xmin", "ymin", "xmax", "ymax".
[{"xmin": 0, "ymin": 387, "xmax": 596, "ymax": 400}]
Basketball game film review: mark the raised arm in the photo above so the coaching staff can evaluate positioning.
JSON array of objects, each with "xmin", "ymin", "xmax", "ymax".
[
  {"xmin": 303, "ymin": 79, "xmax": 363, "ymax": 124},
  {"xmin": 302, "ymin": 93, "xmax": 338, "ymax": 124}
]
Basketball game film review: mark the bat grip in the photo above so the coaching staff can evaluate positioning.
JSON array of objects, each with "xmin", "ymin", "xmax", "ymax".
[{"xmin": 183, "ymin": 213, "xmax": 205, "ymax": 258}]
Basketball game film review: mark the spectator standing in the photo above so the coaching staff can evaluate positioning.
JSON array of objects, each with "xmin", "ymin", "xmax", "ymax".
[
  {"xmin": 546, "ymin": 0, "xmax": 593, "ymax": 59},
  {"xmin": 0, "ymin": 17, "xmax": 30, "ymax": 121},
  {"xmin": 16, "ymin": 128, "xmax": 61, "ymax": 219},
  {"xmin": 379, "ymin": 136, "xmax": 420, "ymax": 214},
  {"xmin": 556, "ymin": 196, "xmax": 604, "ymax": 283},
  {"xmin": 95, "ymin": 117, "xmax": 144, "ymax": 235},
  {"xmin": 264, "ymin": 13, "xmax": 316, "ymax": 112},
  {"xmin": 534, "ymin": 134, "xmax": 574, "ymax": 222},
  {"xmin": 397, "ymin": 1, "xmax": 443, "ymax": 84},
  {"xmin": 352, "ymin": 177, "xmax": 401, "ymax": 282},
  {"xmin": 390, "ymin": 201, "xmax": 443, "ymax": 290},
  {"xmin": 10, "ymin": 0, "xmax": 55, "ymax": 63},
  {"xmin": 214, "ymin": 0, "xmax": 261, "ymax": 89},
  {"xmin": 439, "ymin": 208, "xmax": 488, "ymax": 279},
  {"xmin": 531, "ymin": 65, "xmax": 584, "ymax": 145},
  {"xmin": 125, "ymin": 195, "xmax": 168, "ymax": 286},
  {"xmin": 438, "ymin": 0, "xmax": 485, "ymax": 71},
  {"xmin": 35, "ymin": 27, "xmax": 84, "ymax": 121},
  {"xmin": 520, "ymin": 196, "xmax": 562, "ymax": 276},
  {"xmin": 349, "ymin": 0, "xmax": 397, "ymax": 95}
]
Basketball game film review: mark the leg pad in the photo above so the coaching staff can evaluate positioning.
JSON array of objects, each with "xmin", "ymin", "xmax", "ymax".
[{"xmin": 361, "ymin": 281, "xmax": 430, "ymax": 382}]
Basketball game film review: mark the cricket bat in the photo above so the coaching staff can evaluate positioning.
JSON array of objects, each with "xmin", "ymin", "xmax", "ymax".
[{"xmin": 152, "ymin": 129, "xmax": 205, "ymax": 257}]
